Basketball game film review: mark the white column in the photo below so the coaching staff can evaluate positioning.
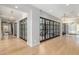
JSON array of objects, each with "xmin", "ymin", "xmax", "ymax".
[
  {"xmin": 0, "ymin": 18, "xmax": 2, "ymax": 40},
  {"xmin": 27, "ymin": 9, "xmax": 40, "ymax": 47},
  {"xmin": 16, "ymin": 21, "xmax": 20, "ymax": 38},
  {"xmin": 65, "ymin": 24, "xmax": 68, "ymax": 35},
  {"xmin": 60, "ymin": 20, "xmax": 63, "ymax": 36}
]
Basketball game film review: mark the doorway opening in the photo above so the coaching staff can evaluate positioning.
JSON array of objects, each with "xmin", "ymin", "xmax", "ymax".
[
  {"xmin": 19, "ymin": 18, "xmax": 27, "ymax": 41},
  {"xmin": 1, "ymin": 20, "xmax": 15, "ymax": 40}
]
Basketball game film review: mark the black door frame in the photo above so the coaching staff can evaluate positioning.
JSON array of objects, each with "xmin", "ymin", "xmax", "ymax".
[
  {"xmin": 40, "ymin": 17, "xmax": 60, "ymax": 42},
  {"xmin": 19, "ymin": 17, "xmax": 27, "ymax": 41}
]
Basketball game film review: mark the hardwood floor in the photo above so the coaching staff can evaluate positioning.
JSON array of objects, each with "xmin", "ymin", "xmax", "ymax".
[{"xmin": 0, "ymin": 35, "xmax": 79, "ymax": 55}]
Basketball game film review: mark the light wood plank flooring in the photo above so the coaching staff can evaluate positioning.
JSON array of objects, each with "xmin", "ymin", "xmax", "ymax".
[{"xmin": 0, "ymin": 35, "xmax": 79, "ymax": 55}]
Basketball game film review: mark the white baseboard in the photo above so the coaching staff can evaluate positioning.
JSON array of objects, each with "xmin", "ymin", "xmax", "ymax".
[{"xmin": 27, "ymin": 42, "xmax": 40, "ymax": 47}]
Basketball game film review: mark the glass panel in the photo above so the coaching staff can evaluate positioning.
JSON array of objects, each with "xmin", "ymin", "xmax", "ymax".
[
  {"xmin": 20, "ymin": 18, "xmax": 27, "ymax": 41},
  {"xmin": 40, "ymin": 17, "xmax": 60, "ymax": 41}
]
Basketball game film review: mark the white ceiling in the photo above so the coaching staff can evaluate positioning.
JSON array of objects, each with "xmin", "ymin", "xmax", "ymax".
[
  {"xmin": 32, "ymin": 4, "xmax": 79, "ymax": 18},
  {"xmin": 0, "ymin": 5, "xmax": 27, "ymax": 22},
  {"xmin": 0, "ymin": 4, "xmax": 79, "ymax": 21}
]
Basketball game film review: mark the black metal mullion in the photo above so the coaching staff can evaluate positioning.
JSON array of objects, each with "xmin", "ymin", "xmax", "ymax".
[
  {"xmin": 53, "ymin": 21, "xmax": 54, "ymax": 37},
  {"xmin": 20, "ymin": 18, "xmax": 27, "ymax": 41},
  {"xmin": 56, "ymin": 22, "xmax": 57, "ymax": 36},
  {"xmin": 44, "ymin": 19, "xmax": 46, "ymax": 40},
  {"xmin": 53, "ymin": 22, "xmax": 55, "ymax": 36},
  {"xmin": 40, "ymin": 17, "xmax": 60, "ymax": 42},
  {"xmin": 42, "ymin": 18, "xmax": 43, "ymax": 40},
  {"xmin": 49, "ymin": 21, "xmax": 50, "ymax": 38}
]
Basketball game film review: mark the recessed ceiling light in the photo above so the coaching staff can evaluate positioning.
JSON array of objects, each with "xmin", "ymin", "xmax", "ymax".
[
  {"xmin": 66, "ymin": 4, "xmax": 70, "ymax": 6},
  {"xmin": 15, "ymin": 6, "xmax": 18, "ymax": 8}
]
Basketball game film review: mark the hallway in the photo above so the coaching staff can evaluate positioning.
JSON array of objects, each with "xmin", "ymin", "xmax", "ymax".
[{"xmin": 0, "ymin": 35, "xmax": 79, "ymax": 55}]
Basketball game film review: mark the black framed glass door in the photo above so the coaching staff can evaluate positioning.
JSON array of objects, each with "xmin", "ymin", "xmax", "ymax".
[
  {"xmin": 46, "ymin": 19, "xmax": 49, "ymax": 39},
  {"xmin": 49, "ymin": 21, "xmax": 54, "ymax": 38},
  {"xmin": 40, "ymin": 17, "xmax": 60, "ymax": 42},
  {"xmin": 40, "ymin": 17, "xmax": 45, "ymax": 41},
  {"xmin": 14, "ymin": 23, "xmax": 17, "ymax": 36},
  {"xmin": 19, "ymin": 18, "xmax": 27, "ymax": 41},
  {"xmin": 62, "ymin": 23, "xmax": 66, "ymax": 35}
]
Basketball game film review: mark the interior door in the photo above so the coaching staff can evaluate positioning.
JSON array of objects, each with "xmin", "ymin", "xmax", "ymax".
[
  {"xmin": 20, "ymin": 18, "xmax": 27, "ymax": 41},
  {"xmin": 40, "ymin": 17, "xmax": 60, "ymax": 42}
]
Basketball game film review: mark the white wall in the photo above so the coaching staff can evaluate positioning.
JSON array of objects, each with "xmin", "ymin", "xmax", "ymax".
[
  {"xmin": 16, "ymin": 5, "xmax": 61, "ymax": 47},
  {"xmin": 40, "ymin": 10, "xmax": 60, "ymax": 22},
  {"xmin": 3, "ymin": 5, "xmax": 61, "ymax": 47}
]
